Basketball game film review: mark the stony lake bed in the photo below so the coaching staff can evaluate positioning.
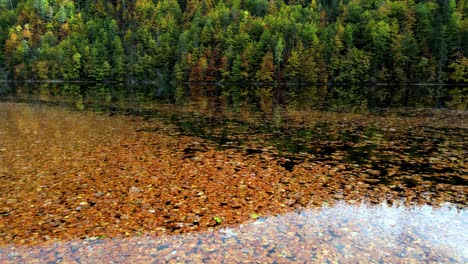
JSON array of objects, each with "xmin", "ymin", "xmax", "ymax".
[{"xmin": 0, "ymin": 84, "xmax": 467, "ymax": 262}]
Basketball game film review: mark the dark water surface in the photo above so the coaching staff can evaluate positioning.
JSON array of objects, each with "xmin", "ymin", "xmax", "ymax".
[{"xmin": 0, "ymin": 82, "xmax": 466, "ymax": 262}]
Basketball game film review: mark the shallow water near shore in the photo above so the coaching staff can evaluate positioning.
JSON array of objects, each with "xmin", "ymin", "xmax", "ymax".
[{"xmin": 1, "ymin": 202, "xmax": 466, "ymax": 263}]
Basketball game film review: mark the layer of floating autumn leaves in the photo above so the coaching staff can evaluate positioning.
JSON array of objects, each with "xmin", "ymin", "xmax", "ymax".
[{"xmin": 0, "ymin": 102, "xmax": 466, "ymax": 262}]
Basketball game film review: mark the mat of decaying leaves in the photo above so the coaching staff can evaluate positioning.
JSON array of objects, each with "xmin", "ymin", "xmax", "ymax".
[
  {"xmin": 1, "ymin": 203, "xmax": 466, "ymax": 263},
  {"xmin": 0, "ymin": 102, "xmax": 466, "ymax": 261}
]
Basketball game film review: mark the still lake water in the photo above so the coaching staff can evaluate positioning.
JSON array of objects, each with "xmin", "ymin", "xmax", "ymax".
[
  {"xmin": 0, "ymin": 82, "xmax": 466, "ymax": 262},
  {"xmin": 2, "ymin": 203, "xmax": 466, "ymax": 263}
]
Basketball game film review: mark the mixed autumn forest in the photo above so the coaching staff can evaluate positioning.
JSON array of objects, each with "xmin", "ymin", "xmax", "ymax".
[{"xmin": 0, "ymin": 0, "xmax": 467, "ymax": 84}]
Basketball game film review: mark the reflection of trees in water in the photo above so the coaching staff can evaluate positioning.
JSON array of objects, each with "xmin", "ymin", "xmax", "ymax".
[
  {"xmin": 2, "ymin": 83, "xmax": 465, "ymax": 113},
  {"xmin": 0, "ymin": 81, "xmax": 13, "ymax": 96},
  {"xmin": 328, "ymin": 85, "xmax": 368, "ymax": 112},
  {"xmin": 255, "ymin": 86, "xmax": 273, "ymax": 114},
  {"xmin": 288, "ymin": 85, "xmax": 329, "ymax": 110},
  {"xmin": 174, "ymin": 84, "xmax": 187, "ymax": 104},
  {"xmin": 448, "ymin": 87, "xmax": 467, "ymax": 111}
]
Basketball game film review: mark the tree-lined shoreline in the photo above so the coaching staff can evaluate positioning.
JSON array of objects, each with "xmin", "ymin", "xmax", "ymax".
[{"xmin": 0, "ymin": 0, "xmax": 467, "ymax": 84}]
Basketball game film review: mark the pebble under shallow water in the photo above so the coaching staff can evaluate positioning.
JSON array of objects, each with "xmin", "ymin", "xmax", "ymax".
[{"xmin": 1, "ymin": 202, "xmax": 466, "ymax": 263}]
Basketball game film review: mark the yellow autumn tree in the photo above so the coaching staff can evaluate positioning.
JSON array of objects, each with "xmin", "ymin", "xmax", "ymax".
[{"xmin": 256, "ymin": 51, "xmax": 274, "ymax": 82}]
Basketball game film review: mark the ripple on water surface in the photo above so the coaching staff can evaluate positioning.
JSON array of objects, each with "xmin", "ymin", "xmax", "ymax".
[{"xmin": 1, "ymin": 202, "xmax": 466, "ymax": 263}]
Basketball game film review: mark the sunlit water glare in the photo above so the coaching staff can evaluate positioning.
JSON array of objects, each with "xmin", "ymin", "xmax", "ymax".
[{"xmin": 1, "ymin": 202, "xmax": 466, "ymax": 263}]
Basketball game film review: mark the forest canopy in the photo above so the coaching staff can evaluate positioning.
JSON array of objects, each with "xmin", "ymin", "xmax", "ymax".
[{"xmin": 0, "ymin": 0, "xmax": 467, "ymax": 83}]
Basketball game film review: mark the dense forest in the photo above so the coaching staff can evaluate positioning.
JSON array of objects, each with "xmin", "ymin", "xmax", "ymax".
[{"xmin": 0, "ymin": 0, "xmax": 467, "ymax": 83}]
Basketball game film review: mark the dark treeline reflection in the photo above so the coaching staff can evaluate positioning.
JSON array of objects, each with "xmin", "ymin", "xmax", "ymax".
[{"xmin": 0, "ymin": 82, "xmax": 465, "ymax": 114}]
